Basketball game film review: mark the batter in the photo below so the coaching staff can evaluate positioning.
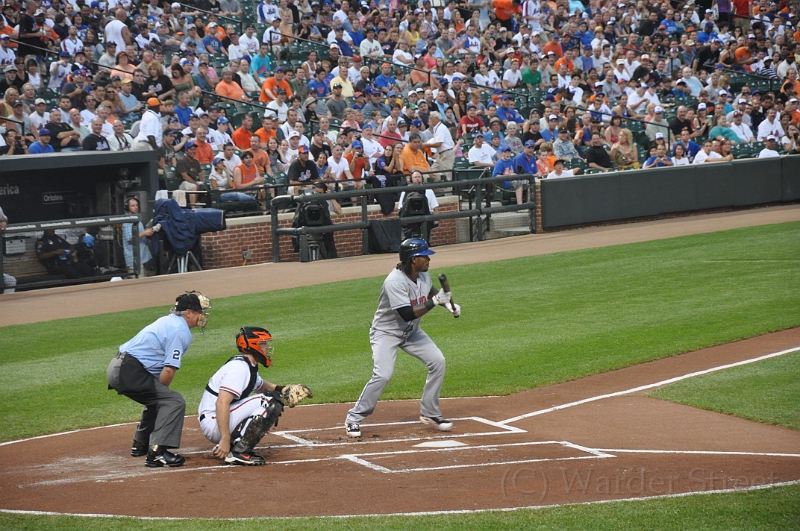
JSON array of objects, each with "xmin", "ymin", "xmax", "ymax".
[{"xmin": 345, "ymin": 238, "xmax": 461, "ymax": 438}]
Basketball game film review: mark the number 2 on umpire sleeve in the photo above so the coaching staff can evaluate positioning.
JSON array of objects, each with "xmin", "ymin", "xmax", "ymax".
[{"xmin": 172, "ymin": 349, "xmax": 181, "ymax": 360}]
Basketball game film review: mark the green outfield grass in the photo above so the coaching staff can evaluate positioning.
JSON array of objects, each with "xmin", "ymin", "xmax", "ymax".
[
  {"xmin": 1, "ymin": 221, "xmax": 799, "ymax": 530},
  {"xmin": 1, "ymin": 483, "xmax": 798, "ymax": 531},
  {"xmin": 649, "ymin": 351, "xmax": 800, "ymax": 430},
  {"xmin": 0, "ymin": 222, "xmax": 798, "ymax": 443}
]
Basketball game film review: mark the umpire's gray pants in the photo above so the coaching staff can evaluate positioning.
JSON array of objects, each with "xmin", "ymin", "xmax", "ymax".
[
  {"xmin": 346, "ymin": 327, "xmax": 446, "ymax": 424},
  {"xmin": 107, "ymin": 354, "xmax": 186, "ymax": 449}
]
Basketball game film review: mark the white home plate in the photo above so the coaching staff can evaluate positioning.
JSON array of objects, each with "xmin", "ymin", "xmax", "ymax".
[{"xmin": 413, "ymin": 440, "xmax": 467, "ymax": 448}]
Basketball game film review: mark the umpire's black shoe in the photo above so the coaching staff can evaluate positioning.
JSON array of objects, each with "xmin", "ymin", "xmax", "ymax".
[
  {"xmin": 131, "ymin": 440, "xmax": 148, "ymax": 457},
  {"xmin": 145, "ymin": 445, "xmax": 186, "ymax": 468}
]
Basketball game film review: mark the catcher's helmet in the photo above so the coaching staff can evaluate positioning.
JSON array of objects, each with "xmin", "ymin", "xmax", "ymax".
[
  {"xmin": 236, "ymin": 326, "xmax": 273, "ymax": 367},
  {"xmin": 399, "ymin": 238, "xmax": 435, "ymax": 263}
]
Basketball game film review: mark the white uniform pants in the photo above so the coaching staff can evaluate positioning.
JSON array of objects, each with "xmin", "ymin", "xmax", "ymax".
[{"xmin": 198, "ymin": 394, "xmax": 272, "ymax": 444}]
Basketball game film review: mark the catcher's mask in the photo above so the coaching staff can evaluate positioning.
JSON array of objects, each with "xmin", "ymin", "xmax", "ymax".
[
  {"xmin": 236, "ymin": 326, "xmax": 273, "ymax": 367},
  {"xmin": 173, "ymin": 291, "xmax": 211, "ymax": 333}
]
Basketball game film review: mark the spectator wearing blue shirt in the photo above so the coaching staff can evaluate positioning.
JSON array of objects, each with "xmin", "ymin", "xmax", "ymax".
[
  {"xmin": 494, "ymin": 146, "xmax": 528, "ymax": 205},
  {"xmin": 250, "ymin": 43, "xmax": 273, "ymax": 84},
  {"xmin": 512, "ymin": 140, "xmax": 539, "ymax": 175},
  {"xmin": 576, "ymin": 22, "xmax": 594, "ymax": 49},
  {"xmin": 308, "ymin": 68, "xmax": 331, "ymax": 98},
  {"xmin": 174, "ymin": 90, "xmax": 194, "ymax": 126},
  {"xmin": 202, "ymin": 27, "xmax": 222, "ymax": 54},
  {"xmin": 643, "ymin": 144, "xmax": 675, "ymax": 168},
  {"xmin": 374, "ymin": 63, "xmax": 397, "ymax": 93},
  {"xmin": 672, "ymin": 129, "xmax": 702, "ymax": 160},
  {"xmin": 483, "ymin": 117, "xmax": 505, "ymax": 143},
  {"xmin": 29, "ymin": 129, "xmax": 54, "ymax": 154},
  {"xmin": 496, "ymin": 96, "xmax": 525, "ymax": 125},
  {"xmin": 696, "ymin": 22, "xmax": 718, "ymax": 45}
]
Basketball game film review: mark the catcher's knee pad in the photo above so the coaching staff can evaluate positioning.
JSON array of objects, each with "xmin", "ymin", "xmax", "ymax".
[{"xmin": 231, "ymin": 399, "xmax": 283, "ymax": 453}]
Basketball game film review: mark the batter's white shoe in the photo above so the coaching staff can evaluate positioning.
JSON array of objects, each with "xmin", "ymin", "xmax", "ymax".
[
  {"xmin": 346, "ymin": 423, "xmax": 361, "ymax": 437},
  {"xmin": 420, "ymin": 416, "xmax": 453, "ymax": 431}
]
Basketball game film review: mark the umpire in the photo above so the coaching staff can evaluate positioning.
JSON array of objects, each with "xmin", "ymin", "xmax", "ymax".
[{"xmin": 107, "ymin": 292, "xmax": 211, "ymax": 468}]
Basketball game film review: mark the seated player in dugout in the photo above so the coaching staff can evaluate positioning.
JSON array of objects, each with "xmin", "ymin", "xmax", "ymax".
[
  {"xmin": 198, "ymin": 327, "xmax": 313, "ymax": 465},
  {"xmin": 36, "ymin": 229, "xmax": 99, "ymax": 279}
]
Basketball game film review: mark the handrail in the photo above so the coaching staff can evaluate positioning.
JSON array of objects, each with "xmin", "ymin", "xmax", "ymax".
[{"xmin": 176, "ymin": 2, "xmax": 243, "ymax": 33}]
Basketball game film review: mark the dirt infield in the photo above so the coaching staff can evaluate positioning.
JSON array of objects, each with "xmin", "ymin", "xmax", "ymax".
[
  {"xmin": 0, "ymin": 205, "xmax": 798, "ymax": 518},
  {"xmin": 1, "ymin": 329, "xmax": 799, "ymax": 518}
]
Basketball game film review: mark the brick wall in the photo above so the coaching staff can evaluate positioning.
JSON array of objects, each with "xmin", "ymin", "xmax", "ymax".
[{"xmin": 201, "ymin": 196, "xmax": 459, "ymax": 269}]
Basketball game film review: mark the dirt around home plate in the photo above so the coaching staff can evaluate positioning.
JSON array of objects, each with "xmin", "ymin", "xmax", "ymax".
[{"xmin": 0, "ymin": 205, "xmax": 798, "ymax": 518}]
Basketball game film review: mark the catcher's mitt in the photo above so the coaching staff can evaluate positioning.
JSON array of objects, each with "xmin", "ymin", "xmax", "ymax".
[{"xmin": 282, "ymin": 384, "xmax": 313, "ymax": 407}]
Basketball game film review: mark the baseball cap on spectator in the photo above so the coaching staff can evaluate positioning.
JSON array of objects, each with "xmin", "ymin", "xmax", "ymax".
[
  {"xmin": 180, "ymin": 58, "xmax": 192, "ymax": 66},
  {"xmin": 397, "ymin": 119, "xmax": 407, "ymax": 127},
  {"xmin": 351, "ymin": 140, "xmax": 363, "ymax": 149},
  {"xmin": 11, "ymin": 100, "xmax": 22, "ymax": 107},
  {"xmin": 212, "ymin": 156, "xmax": 225, "ymax": 165},
  {"xmin": 288, "ymin": 131, "xmax": 300, "ymax": 138},
  {"xmin": 0, "ymin": 34, "xmax": 8, "ymax": 41},
  {"xmin": 733, "ymin": 110, "xmax": 743, "ymax": 116},
  {"xmin": 685, "ymin": 40, "xmax": 695, "ymax": 46},
  {"xmin": 654, "ymin": 106, "xmax": 663, "ymax": 114},
  {"xmin": 387, "ymin": 90, "xmax": 397, "ymax": 97},
  {"xmin": 217, "ymin": 117, "xmax": 229, "ymax": 124},
  {"xmin": 147, "ymin": 97, "xmax": 161, "ymax": 107},
  {"xmin": 658, "ymin": 24, "xmax": 666, "ymax": 29},
  {"xmin": 411, "ymin": 119, "xmax": 422, "ymax": 127},
  {"xmin": 184, "ymin": 139, "xmax": 197, "ymax": 150},
  {"xmin": 190, "ymin": 113, "xmax": 201, "ymax": 120},
  {"xmin": 616, "ymin": 59, "xmax": 625, "ymax": 65},
  {"xmin": 766, "ymin": 135, "xmax": 777, "ymax": 141},
  {"xmin": 502, "ymin": 146, "xmax": 512, "ymax": 152},
  {"xmin": 333, "ymin": 82, "xmax": 342, "ymax": 89},
  {"xmin": 697, "ymin": 103, "xmax": 707, "ymax": 110},
  {"xmin": 641, "ymin": 54, "xmax": 650, "ymax": 60},
  {"xmin": 548, "ymin": 114, "xmax": 558, "ymax": 121},
  {"xmin": 352, "ymin": 55, "xmax": 362, "ymax": 62},
  {"xmin": 275, "ymin": 66, "xmax": 285, "ymax": 72},
  {"xmin": 362, "ymin": 123, "xmax": 373, "ymax": 130},
  {"xmin": 655, "ymin": 132, "xmax": 664, "ymax": 140},
  {"xmin": 467, "ymin": 103, "xmax": 476, "ymax": 110},
  {"xmin": 523, "ymin": 35, "xmax": 531, "ymax": 40},
  {"xmin": 59, "ymin": 50, "xmax": 71, "ymax": 58},
  {"xmin": 705, "ymin": 21, "xmax": 714, "ymax": 28},
  {"xmin": 791, "ymin": 98, "xmax": 799, "ymax": 103},
  {"xmin": 705, "ymin": 8, "xmax": 713, "ymax": 13},
  {"xmin": 208, "ymin": 22, "xmax": 218, "ymax": 28},
  {"xmin": 167, "ymin": 116, "xmax": 179, "ymax": 123},
  {"xmin": 676, "ymin": 79, "xmax": 687, "ymax": 85},
  {"xmin": 524, "ymin": 140, "xmax": 537, "ymax": 148},
  {"xmin": 34, "ymin": 9, "xmax": 45, "ymax": 16},
  {"xmin": 719, "ymin": 90, "xmax": 728, "ymax": 96},
  {"xmin": 747, "ymin": 33, "xmax": 756, "ymax": 39},
  {"xmin": 298, "ymin": 145, "xmax": 310, "ymax": 153},
  {"xmin": 38, "ymin": 128, "xmax": 51, "ymax": 136},
  {"xmin": 738, "ymin": 98, "xmax": 747, "ymax": 104},
  {"xmin": 415, "ymin": 87, "xmax": 424, "ymax": 94},
  {"xmin": 330, "ymin": 44, "xmax": 340, "ymax": 50},
  {"xmin": 547, "ymin": 51, "xmax": 555, "ymax": 56},
  {"xmin": 35, "ymin": 98, "xmax": 46, "ymax": 105},
  {"xmin": 171, "ymin": 2, "xmax": 181, "ymax": 7}
]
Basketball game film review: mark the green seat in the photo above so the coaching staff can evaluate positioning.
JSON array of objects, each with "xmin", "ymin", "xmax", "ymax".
[{"xmin": 164, "ymin": 166, "xmax": 181, "ymax": 191}]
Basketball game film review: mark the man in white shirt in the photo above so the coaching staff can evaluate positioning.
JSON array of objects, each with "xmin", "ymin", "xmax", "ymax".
[
  {"xmin": 328, "ymin": 144, "xmax": 355, "ymax": 184},
  {"xmin": 424, "ymin": 111, "xmax": 456, "ymax": 182},
  {"xmin": 547, "ymin": 158, "xmax": 575, "ymax": 179},
  {"xmin": 692, "ymin": 140, "xmax": 724, "ymax": 164},
  {"xmin": 360, "ymin": 124, "xmax": 384, "ymax": 164},
  {"xmin": 104, "ymin": 9, "xmax": 132, "ymax": 56},
  {"xmin": 135, "ymin": 98, "xmax": 163, "ymax": 150},
  {"xmin": 266, "ymin": 89, "xmax": 290, "ymax": 124},
  {"xmin": 614, "ymin": 58, "xmax": 631, "ymax": 83},
  {"xmin": 729, "ymin": 110, "xmax": 754, "ymax": 143},
  {"xmin": 29, "ymin": 99, "xmax": 50, "ymax": 131},
  {"xmin": 257, "ymin": 0, "xmax": 280, "ymax": 23},
  {"xmin": 623, "ymin": 50, "xmax": 640, "ymax": 78},
  {"xmin": 467, "ymin": 134, "xmax": 496, "ymax": 167},
  {"xmin": 756, "ymin": 108, "xmax": 785, "ymax": 141},
  {"xmin": 359, "ymin": 27, "xmax": 382, "ymax": 58},
  {"xmin": 502, "ymin": 58, "xmax": 523, "ymax": 89},
  {"xmin": 758, "ymin": 135, "xmax": 780, "ymax": 158},
  {"xmin": 239, "ymin": 25, "xmax": 260, "ymax": 56}
]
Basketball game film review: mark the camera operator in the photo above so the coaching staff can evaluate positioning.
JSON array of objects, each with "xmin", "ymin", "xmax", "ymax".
[{"xmin": 0, "ymin": 129, "xmax": 28, "ymax": 156}]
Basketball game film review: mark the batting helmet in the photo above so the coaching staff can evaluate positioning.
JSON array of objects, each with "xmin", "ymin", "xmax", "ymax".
[
  {"xmin": 236, "ymin": 326, "xmax": 273, "ymax": 367},
  {"xmin": 399, "ymin": 238, "xmax": 435, "ymax": 263}
]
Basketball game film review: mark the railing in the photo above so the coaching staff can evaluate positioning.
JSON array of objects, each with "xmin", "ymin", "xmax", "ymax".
[{"xmin": 270, "ymin": 172, "xmax": 537, "ymax": 262}]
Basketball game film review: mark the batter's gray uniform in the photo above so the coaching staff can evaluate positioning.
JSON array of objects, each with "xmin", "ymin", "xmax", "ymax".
[{"xmin": 346, "ymin": 268, "xmax": 446, "ymax": 424}]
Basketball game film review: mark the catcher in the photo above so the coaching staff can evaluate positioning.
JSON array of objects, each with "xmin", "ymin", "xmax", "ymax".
[{"xmin": 198, "ymin": 326, "xmax": 312, "ymax": 465}]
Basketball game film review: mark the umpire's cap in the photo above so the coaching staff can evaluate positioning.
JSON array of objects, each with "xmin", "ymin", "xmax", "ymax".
[
  {"xmin": 400, "ymin": 238, "xmax": 435, "ymax": 263},
  {"xmin": 174, "ymin": 291, "xmax": 210, "ymax": 312}
]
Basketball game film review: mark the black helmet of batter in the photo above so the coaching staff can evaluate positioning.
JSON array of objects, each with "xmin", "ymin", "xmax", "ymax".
[
  {"xmin": 399, "ymin": 238, "xmax": 435, "ymax": 263},
  {"xmin": 236, "ymin": 326, "xmax": 274, "ymax": 367}
]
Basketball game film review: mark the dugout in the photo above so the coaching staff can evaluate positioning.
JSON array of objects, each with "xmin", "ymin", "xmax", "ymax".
[{"xmin": 0, "ymin": 151, "xmax": 159, "ymax": 291}]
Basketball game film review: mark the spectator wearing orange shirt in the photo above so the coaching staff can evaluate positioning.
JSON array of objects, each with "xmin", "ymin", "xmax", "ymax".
[
  {"xmin": 494, "ymin": 0, "xmax": 522, "ymax": 30},
  {"xmin": 249, "ymin": 134, "xmax": 272, "ymax": 175},
  {"xmin": 543, "ymin": 33, "xmax": 565, "ymax": 58},
  {"xmin": 254, "ymin": 114, "xmax": 278, "ymax": 147},
  {"xmin": 193, "ymin": 126, "xmax": 216, "ymax": 164},
  {"xmin": 258, "ymin": 66, "xmax": 292, "ymax": 103},
  {"xmin": 554, "ymin": 50, "xmax": 574, "ymax": 74},
  {"xmin": 231, "ymin": 114, "xmax": 255, "ymax": 149},
  {"xmin": 215, "ymin": 67, "xmax": 251, "ymax": 104},
  {"xmin": 398, "ymin": 134, "xmax": 430, "ymax": 174}
]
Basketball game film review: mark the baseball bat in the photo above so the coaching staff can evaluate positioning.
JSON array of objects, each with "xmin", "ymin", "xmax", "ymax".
[{"xmin": 438, "ymin": 274, "xmax": 459, "ymax": 318}]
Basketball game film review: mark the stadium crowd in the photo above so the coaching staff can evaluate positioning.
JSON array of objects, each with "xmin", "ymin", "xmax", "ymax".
[{"xmin": 1, "ymin": 0, "xmax": 799, "ymax": 196}]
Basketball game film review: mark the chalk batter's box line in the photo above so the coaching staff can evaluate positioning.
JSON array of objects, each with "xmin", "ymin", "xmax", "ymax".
[
  {"xmin": 271, "ymin": 416, "xmax": 526, "ymax": 447},
  {"xmin": 337, "ymin": 441, "xmax": 615, "ymax": 474}
]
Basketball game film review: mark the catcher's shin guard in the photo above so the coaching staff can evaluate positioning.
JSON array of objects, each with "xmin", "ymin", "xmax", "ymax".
[{"xmin": 231, "ymin": 399, "xmax": 283, "ymax": 452}]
